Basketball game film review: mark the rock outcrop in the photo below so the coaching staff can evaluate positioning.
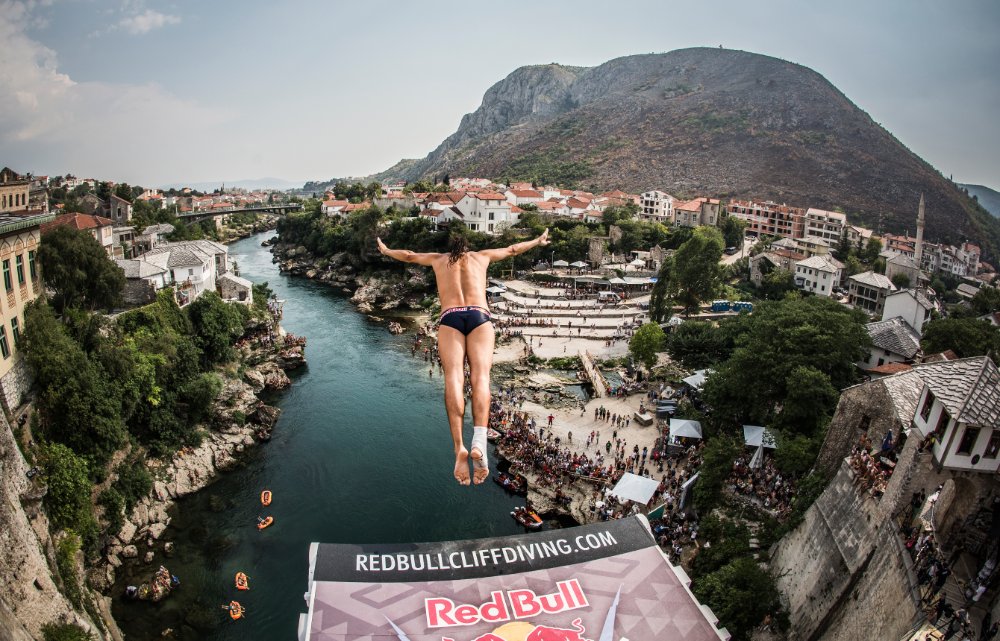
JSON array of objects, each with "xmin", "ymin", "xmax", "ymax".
[
  {"xmin": 366, "ymin": 48, "xmax": 1000, "ymax": 259},
  {"xmin": 0, "ymin": 413, "xmax": 119, "ymax": 639}
]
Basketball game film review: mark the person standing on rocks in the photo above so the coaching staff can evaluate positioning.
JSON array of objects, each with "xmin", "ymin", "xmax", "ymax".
[{"xmin": 377, "ymin": 229, "xmax": 550, "ymax": 485}]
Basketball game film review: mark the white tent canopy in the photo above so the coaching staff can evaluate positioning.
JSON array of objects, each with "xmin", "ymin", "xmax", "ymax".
[
  {"xmin": 552, "ymin": 260, "xmax": 569, "ymax": 267},
  {"xmin": 670, "ymin": 419, "xmax": 703, "ymax": 439},
  {"xmin": 629, "ymin": 258, "xmax": 645, "ymax": 267},
  {"xmin": 608, "ymin": 472, "xmax": 660, "ymax": 504},
  {"xmin": 743, "ymin": 425, "xmax": 778, "ymax": 449},
  {"xmin": 607, "ymin": 277, "xmax": 627, "ymax": 285},
  {"xmin": 570, "ymin": 261, "xmax": 588, "ymax": 268},
  {"xmin": 486, "ymin": 286, "xmax": 506, "ymax": 294},
  {"xmin": 682, "ymin": 369, "xmax": 710, "ymax": 390}
]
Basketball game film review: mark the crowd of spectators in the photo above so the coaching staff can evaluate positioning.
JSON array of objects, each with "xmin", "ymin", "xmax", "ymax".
[
  {"xmin": 728, "ymin": 451, "xmax": 795, "ymax": 519},
  {"xmin": 848, "ymin": 432, "xmax": 897, "ymax": 500}
]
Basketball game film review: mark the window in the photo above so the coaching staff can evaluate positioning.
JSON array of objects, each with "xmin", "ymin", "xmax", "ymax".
[
  {"xmin": 488, "ymin": 212, "xmax": 495, "ymax": 221},
  {"xmin": 2, "ymin": 260, "xmax": 10, "ymax": 291},
  {"xmin": 15, "ymin": 255, "xmax": 23, "ymax": 284},
  {"xmin": 920, "ymin": 389, "xmax": 935, "ymax": 421},
  {"xmin": 985, "ymin": 431, "xmax": 1000, "ymax": 459},
  {"xmin": 957, "ymin": 427, "xmax": 980, "ymax": 455},
  {"xmin": 11, "ymin": 317, "xmax": 19, "ymax": 346},
  {"xmin": 0, "ymin": 327, "xmax": 8, "ymax": 359},
  {"xmin": 933, "ymin": 409, "xmax": 950, "ymax": 435},
  {"xmin": 28, "ymin": 251, "xmax": 35, "ymax": 279}
]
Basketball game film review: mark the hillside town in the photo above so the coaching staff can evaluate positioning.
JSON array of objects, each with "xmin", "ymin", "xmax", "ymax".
[{"xmin": 4, "ymin": 162, "xmax": 1000, "ymax": 641}]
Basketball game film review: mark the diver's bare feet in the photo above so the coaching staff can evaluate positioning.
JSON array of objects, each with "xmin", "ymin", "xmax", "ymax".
[
  {"xmin": 470, "ymin": 427, "xmax": 489, "ymax": 484},
  {"xmin": 454, "ymin": 447, "xmax": 470, "ymax": 485},
  {"xmin": 470, "ymin": 447, "xmax": 488, "ymax": 484}
]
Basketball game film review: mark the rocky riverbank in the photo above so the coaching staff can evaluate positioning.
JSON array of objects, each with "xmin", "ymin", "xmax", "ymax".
[
  {"xmin": 271, "ymin": 242, "xmax": 435, "ymax": 318},
  {"xmin": 89, "ymin": 334, "xmax": 305, "ymax": 596}
]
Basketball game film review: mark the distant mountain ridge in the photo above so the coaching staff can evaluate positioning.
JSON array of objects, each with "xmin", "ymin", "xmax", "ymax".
[
  {"xmin": 960, "ymin": 184, "xmax": 1000, "ymax": 219},
  {"xmin": 360, "ymin": 48, "xmax": 1000, "ymax": 259},
  {"xmin": 159, "ymin": 177, "xmax": 303, "ymax": 191}
]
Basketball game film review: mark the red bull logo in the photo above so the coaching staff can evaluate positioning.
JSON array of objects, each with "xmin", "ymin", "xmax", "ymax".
[{"xmin": 426, "ymin": 579, "xmax": 589, "ymax": 628}]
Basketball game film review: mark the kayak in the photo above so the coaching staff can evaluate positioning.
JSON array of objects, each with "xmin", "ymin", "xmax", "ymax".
[
  {"xmin": 257, "ymin": 516, "xmax": 274, "ymax": 530},
  {"xmin": 511, "ymin": 507, "xmax": 543, "ymax": 530},
  {"xmin": 229, "ymin": 601, "xmax": 244, "ymax": 620},
  {"xmin": 235, "ymin": 572, "xmax": 249, "ymax": 591},
  {"xmin": 261, "ymin": 490, "xmax": 272, "ymax": 506}
]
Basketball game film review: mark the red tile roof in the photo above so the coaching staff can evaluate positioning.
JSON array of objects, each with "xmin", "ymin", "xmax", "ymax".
[
  {"xmin": 41, "ymin": 212, "xmax": 113, "ymax": 233},
  {"xmin": 510, "ymin": 189, "xmax": 542, "ymax": 199}
]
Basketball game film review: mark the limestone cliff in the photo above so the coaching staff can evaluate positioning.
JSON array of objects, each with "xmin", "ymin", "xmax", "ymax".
[
  {"xmin": 0, "ymin": 413, "xmax": 118, "ymax": 640},
  {"xmin": 368, "ymin": 48, "xmax": 1000, "ymax": 259}
]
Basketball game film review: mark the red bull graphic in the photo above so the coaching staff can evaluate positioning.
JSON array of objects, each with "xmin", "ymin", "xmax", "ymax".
[
  {"xmin": 303, "ymin": 516, "xmax": 729, "ymax": 641},
  {"xmin": 426, "ymin": 580, "xmax": 589, "ymax": 628}
]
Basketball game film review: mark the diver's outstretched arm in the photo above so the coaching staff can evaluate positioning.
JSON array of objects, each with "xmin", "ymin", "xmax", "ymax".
[
  {"xmin": 478, "ymin": 228, "xmax": 549, "ymax": 263},
  {"xmin": 376, "ymin": 237, "xmax": 439, "ymax": 266}
]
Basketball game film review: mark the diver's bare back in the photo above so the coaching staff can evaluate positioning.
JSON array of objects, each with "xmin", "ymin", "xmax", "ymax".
[{"xmin": 431, "ymin": 252, "xmax": 490, "ymax": 310}]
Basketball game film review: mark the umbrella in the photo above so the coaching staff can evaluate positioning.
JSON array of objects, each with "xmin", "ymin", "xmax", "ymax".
[
  {"xmin": 669, "ymin": 419, "xmax": 703, "ymax": 439},
  {"xmin": 743, "ymin": 425, "xmax": 777, "ymax": 449},
  {"xmin": 486, "ymin": 286, "xmax": 505, "ymax": 294},
  {"xmin": 570, "ymin": 261, "xmax": 588, "ymax": 268},
  {"xmin": 552, "ymin": 260, "xmax": 569, "ymax": 267},
  {"xmin": 630, "ymin": 258, "xmax": 645, "ymax": 267}
]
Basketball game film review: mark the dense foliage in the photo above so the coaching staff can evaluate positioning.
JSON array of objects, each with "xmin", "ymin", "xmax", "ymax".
[
  {"xmin": 628, "ymin": 322, "xmax": 666, "ymax": 368},
  {"xmin": 38, "ymin": 226, "xmax": 124, "ymax": 313},
  {"xmin": 692, "ymin": 557, "xmax": 785, "ymax": 641},
  {"xmin": 921, "ymin": 317, "xmax": 1000, "ymax": 361},
  {"xmin": 702, "ymin": 296, "xmax": 869, "ymax": 433}
]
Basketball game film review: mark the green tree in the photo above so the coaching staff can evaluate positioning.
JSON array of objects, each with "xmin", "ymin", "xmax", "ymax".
[
  {"xmin": 720, "ymin": 215, "xmax": 746, "ymax": 248},
  {"xmin": 629, "ymin": 322, "xmax": 666, "ymax": 368},
  {"xmin": 774, "ymin": 431, "xmax": 822, "ymax": 477},
  {"xmin": 774, "ymin": 366, "xmax": 839, "ymax": 435},
  {"xmin": 113, "ymin": 182, "xmax": 133, "ymax": 202},
  {"xmin": 666, "ymin": 320, "xmax": 737, "ymax": 369},
  {"xmin": 649, "ymin": 257, "xmax": 674, "ymax": 322},
  {"xmin": 24, "ymin": 303, "xmax": 127, "ymax": 465},
  {"xmin": 972, "ymin": 286, "xmax": 1000, "ymax": 315},
  {"xmin": 669, "ymin": 226, "xmax": 725, "ymax": 314},
  {"xmin": 702, "ymin": 297, "xmax": 869, "ymax": 429},
  {"xmin": 862, "ymin": 237, "xmax": 883, "ymax": 264},
  {"xmin": 42, "ymin": 443, "xmax": 93, "ymax": 533},
  {"xmin": 186, "ymin": 291, "xmax": 245, "ymax": 366},
  {"xmin": 891, "ymin": 273, "xmax": 911, "ymax": 289},
  {"xmin": 692, "ymin": 435, "xmax": 740, "ymax": 512},
  {"xmin": 921, "ymin": 317, "xmax": 1000, "ymax": 360},
  {"xmin": 759, "ymin": 268, "xmax": 796, "ymax": 300},
  {"xmin": 692, "ymin": 557, "xmax": 784, "ymax": 641},
  {"xmin": 38, "ymin": 226, "xmax": 125, "ymax": 312}
]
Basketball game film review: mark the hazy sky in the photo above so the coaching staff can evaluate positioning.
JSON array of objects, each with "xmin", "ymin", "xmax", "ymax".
[{"xmin": 2, "ymin": 0, "xmax": 998, "ymax": 189}]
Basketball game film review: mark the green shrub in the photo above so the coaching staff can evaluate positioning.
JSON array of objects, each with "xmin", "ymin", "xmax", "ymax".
[
  {"xmin": 115, "ymin": 462, "xmax": 152, "ymax": 512},
  {"xmin": 42, "ymin": 623, "xmax": 94, "ymax": 641},
  {"xmin": 56, "ymin": 533, "xmax": 83, "ymax": 608},
  {"xmin": 97, "ymin": 488, "xmax": 124, "ymax": 534}
]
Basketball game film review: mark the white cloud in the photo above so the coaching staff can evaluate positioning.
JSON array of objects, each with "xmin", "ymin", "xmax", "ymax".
[
  {"xmin": 116, "ymin": 9, "xmax": 179, "ymax": 35},
  {"xmin": 0, "ymin": 1, "xmax": 230, "ymax": 182}
]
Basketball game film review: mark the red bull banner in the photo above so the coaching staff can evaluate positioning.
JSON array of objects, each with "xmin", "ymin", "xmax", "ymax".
[{"xmin": 300, "ymin": 516, "xmax": 728, "ymax": 641}]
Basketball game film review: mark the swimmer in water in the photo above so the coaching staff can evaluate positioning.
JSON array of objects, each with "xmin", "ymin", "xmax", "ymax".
[{"xmin": 378, "ymin": 229, "xmax": 549, "ymax": 484}]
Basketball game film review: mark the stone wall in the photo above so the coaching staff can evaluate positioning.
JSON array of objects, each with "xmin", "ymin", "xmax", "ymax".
[
  {"xmin": 121, "ymin": 279, "xmax": 156, "ymax": 306},
  {"xmin": 0, "ymin": 411, "xmax": 114, "ymax": 640},
  {"xmin": 815, "ymin": 521, "xmax": 921, "ymax": 641},
  {"xmin": 815, "ymin": 381, "xmax": 904, "ymax": 477},
  {"xmin": 0, "ymin": 357, "xmax": 32, "ymax": 415},
  {"xmin": 771, "ymin": 460, "xmax": 923, "ymax": 641}
]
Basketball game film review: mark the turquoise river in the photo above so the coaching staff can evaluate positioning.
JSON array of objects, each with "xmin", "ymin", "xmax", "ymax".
[{"xmin": 111, "ymin": 233, "xmax": 530, "ymax": 640}]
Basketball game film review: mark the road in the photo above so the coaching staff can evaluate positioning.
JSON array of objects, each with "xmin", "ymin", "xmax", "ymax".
[{"xmin": 720, "ymin": 236, "xmax": 756, "ymax": 265}]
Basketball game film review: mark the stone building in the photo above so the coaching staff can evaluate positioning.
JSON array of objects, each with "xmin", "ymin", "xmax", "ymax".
[
  {"xmin": 0, "ymin": 211, "xmax": 53, "ymax": 412},
  {"xmin": 0, "ymin": 168, "xmax": 31, "ymax": 214}
]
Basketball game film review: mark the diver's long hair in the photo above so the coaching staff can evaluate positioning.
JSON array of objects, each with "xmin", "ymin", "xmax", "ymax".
[{"xmin": 448, "ymin": 231, "xmax": 469, "ymax": 265}]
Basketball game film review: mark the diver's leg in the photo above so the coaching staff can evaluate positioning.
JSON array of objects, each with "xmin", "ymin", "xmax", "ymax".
[
  {"xmin": 466, "ymin": 319, "xmax": 495, "ymax": 484},
  {"xmin": 438, "ymin": 325, "xmax": 470, "ymax": 485}
]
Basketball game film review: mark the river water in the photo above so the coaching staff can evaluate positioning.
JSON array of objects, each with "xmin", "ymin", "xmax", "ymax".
[{"xmin": 111, "ymin": 233, "xmax": 525, "ymax": 640}]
